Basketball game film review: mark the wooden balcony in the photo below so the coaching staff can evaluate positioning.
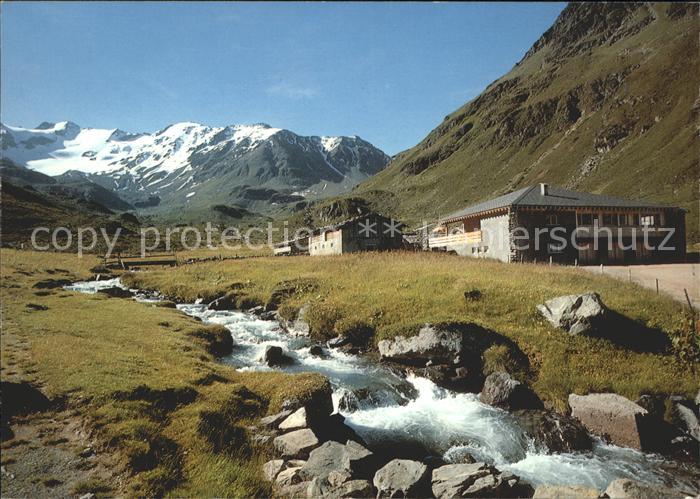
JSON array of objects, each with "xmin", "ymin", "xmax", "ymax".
[{"xmin": 429, "ymin": 230, "xmax": 481, "ymax": 248}]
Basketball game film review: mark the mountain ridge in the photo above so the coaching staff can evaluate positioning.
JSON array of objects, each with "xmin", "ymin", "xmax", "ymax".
[
  {"xmin": 1, "ymin": 120, "xmax": 390, "ymax": 214},
  {"xmin": 351, "ymin": 2, "xmax": 699, "ymax": 242}
]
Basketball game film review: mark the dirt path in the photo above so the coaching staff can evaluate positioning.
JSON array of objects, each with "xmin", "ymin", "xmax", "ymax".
[
  {"xmin": 1, "ymin": 321, "xmax": 124, "ymax": 497},
  {"xmin": 1, "ymin": 409, "xmax": 123, "ymax": 498},
  {"xmin": 582, "ymin": 263, "xmax": 700, "ymax": 307}
]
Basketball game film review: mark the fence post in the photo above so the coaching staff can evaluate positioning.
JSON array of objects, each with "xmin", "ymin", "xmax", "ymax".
[
  {"xmin": 684, "ymin": 288, "xmax": 695, "ymax": 316},
  {"xmin": 549, "ymin": 256, "xmax": 552, "ymax": 267},
  {"xmin": 656, "ymin": 278, "xmax": 659, "ymax": 294},
  {"xmin": 628, "ymin": 268, "xmax": 632, "ymax": 283},
  {"xmin": 600, "ymin": 263, "xmax": 604, "ymax": 274}
]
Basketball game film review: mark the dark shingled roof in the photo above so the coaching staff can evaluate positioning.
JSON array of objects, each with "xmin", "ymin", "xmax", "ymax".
[{"xmin": 441, "ymin": 185, "xmax": 677, "ymax": 222}]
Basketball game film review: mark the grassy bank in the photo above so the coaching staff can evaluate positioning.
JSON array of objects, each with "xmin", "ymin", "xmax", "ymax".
[
  {"xmin": 1, "ymin": 249, "xmax": 327, "ymax": 496},
  {"xmin": 123, "ymin": 251, "xmax": 698, "ymax": 410}
]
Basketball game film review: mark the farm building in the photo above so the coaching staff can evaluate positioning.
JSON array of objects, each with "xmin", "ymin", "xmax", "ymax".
[
  {"xmin": 429, "ymin": 184, "xmax": 686, "ymax": 265},
  {"xmin": 308, "ymin": 214, "xmax": 404, "ymax": 256}
]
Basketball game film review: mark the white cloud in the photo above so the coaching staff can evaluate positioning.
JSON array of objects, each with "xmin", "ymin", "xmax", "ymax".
[{"xmin": 265, "ymin": 81, "xmax": 319, "ymax": 99}]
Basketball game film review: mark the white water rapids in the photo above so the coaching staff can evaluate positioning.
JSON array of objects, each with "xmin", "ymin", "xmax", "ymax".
[{"xmin": 65, "ymin": 278, "xmax": 697, "ymax": 491}]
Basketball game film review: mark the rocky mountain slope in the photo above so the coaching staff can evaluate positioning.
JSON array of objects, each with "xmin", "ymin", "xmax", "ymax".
[
  {"xmin": 1, "ymin": 121, "xmax": 389, "ymax": 215},
  {"xmin": 353, "ymin": 3, "xmax": 699, "ymax": 241}
]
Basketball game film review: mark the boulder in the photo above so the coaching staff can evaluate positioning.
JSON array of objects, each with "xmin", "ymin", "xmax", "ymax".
[
  {"xmin": 669, "ymin": 397, "xmax": 700, "ymax": 442},
  {"xmin": 262, "ymin": 345, "xmax": 293, "ymax": 367},
  {"xmin": 208, "ymin": 293, "xmax": 237, "ymax": 310},
  {"xmin": 431, "ymin": 462, "xmax": 524, "ymax": 498},
  {"xmin": 276, "ymin": 466, "xmax": 304, "ymax": 487},
  {"xmin": 97, "ymin": 286, "xmax": 134, "ymax": 298},
  {"xmin": 537, "ymin": 292, "xmax": 606, "ymax": 335},
  {"xmin": 299, "ymin": 441, "xmax": 346, "ymax": 481},
  {"xmin": 277, "ymin": 480, "xmax": 311, "ymax": 498},
  {"xmin": 263, "ymin": 459, "xmax": 285, "ymax": 482},
  {"xmin": 414, "ymin": 364, "xmax": 484, "ymax": 394},
  {"xmin": 373, "ymin": 459, "xmax": 430, "ymax": 498},
  {"xmin": 281, "ymin": 381, "xmax": 334, "ymax": 426},
  {"xmin": 307, "ymin": 476, "xmax": 375, "ymax": 498},
  {"xmin": 260, "ymin": 410, "xmax": 293, "ymax": 428},
  {"xmin": 514, "ymin": 410, "xmax": 592, "ymax": 453},
  {"xmin": 635, "ymin": 394, "xmax": 665, "ymax": 420},
  {"xmin": 377, "ymin": 324, "xmax": 467, "ymax": 365},
  {"xmin": 569, "ymin": 393, "xmax": 651, "ymax": 450},
  {"xmin": 604, "ymin": 478, "xmax": 688, "ymax": 498},
  {"xmin": 279, "ymin": 407, "xmax": 310, "ymax": 431},
  {"xmin": 480, "ymin": 372, "xmax": 543, "ymax": 410},
  {"xmin": 341, "ymin": 440, "xmax": 375, "ymax": 478},
  {"xmin": 309, "ymin": 345, "xmax": 325, "ymax": 357},
  {"xmin": 533, "ymin": 484, "xmax": 601, "ymax": 498},
  {"xmin": 274, "ymin": 428, "xmax": 320, "ymax": 458}
]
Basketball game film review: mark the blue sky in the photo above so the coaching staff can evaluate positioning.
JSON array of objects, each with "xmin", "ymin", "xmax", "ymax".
[{"xmin": 1, "ymin": 2, "xmax": 565, "ymax": 155}]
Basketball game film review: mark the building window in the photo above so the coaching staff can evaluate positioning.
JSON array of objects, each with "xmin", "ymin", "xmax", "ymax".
[
  {"xmin": 603, "ymin": 214, "xmax": 616, "ymax": 225},
  {"xmin": 578, "ymin": 213, "xmax": 593, "ymax": 225},
  {"xmin": 640, "ymin": 215, "xmax": 655, "ymax": 226},
  {"xmin": 471, "ymin": 247, "xmax": 477, "ymax": 254},
  {"xmin": 546, "ymin": 214, "xmax": 558, "ymax": 225},
  {"xmin": 548, "ymin": 243, "xmax": 564, "ymax": 254},
  {"xmin": 482, "ymin": 246, "xmax": 489, "ymax": 253}
]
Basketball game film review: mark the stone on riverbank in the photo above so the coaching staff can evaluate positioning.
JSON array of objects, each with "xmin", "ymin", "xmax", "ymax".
[
  {"xmin": 533, "ymin": 484, "xmax": 601, "ymax": 498},
  {"xmin": 604, "ymin": 478, "xmax": 689, "ymax": 498},
  {"xmin": 480, "ymin": 372, "xmax": 542, "ymax": 411},
  {"xmin": 373, "ymin": 459, "xmax": 430, "ymax": 498},
  {"xmin": 262, "ymin": 459, "xmax": 285, "ymax": 482},
  {"xmin": 307, "ymin": 476, "xmax": 375, "ymax": 498},
  {"xmin": 262, "ymin": 345, "xmax": 293, "ymax": 367},
  {"xmin": 377, "ymin": 324, "xmax": 467, "ymax": 365},
  {"xmin": 569, "ymin": 393, "xmax": 651, "ymax": 450},
  {"xmin": 431, "ymin": 462, "xmax": 526, "ymax": 498},
  {"xmin": 514, "ymin": 409, "xmax": 592, "ymax": 453},
  {"xmin": 299, "ymin": 441, "xmax": 346, "ymax": 481},
  {"xmin": 274, "ymin": 428, "xmax": 320, "ymax": 458},
  {"xmin": 279, "ymin": 407, "xmax": 310, "ymax": 431},
  {"xmin": 97, "ymin": 286, "xmax": 134, "ymax": 298}
]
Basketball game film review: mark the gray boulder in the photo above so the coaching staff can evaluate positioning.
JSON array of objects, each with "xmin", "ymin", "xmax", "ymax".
[
  {"xmin": 431, "ymin": 462, "xmax": 524, "ymax": 498},
  {"xmin": 277, "ymin": 480, "xmax": 311, "ymax": 498},
  {"xmin": 262, "ymin": 345, "xmax": 293, "ymax": 367},
  {"xmin": 262, "ymin": 459, "xmax": 285, "ymax": 482},
  {"xmin": 97, "ymin": 286, "xmax": 134, "ymax": 298},
  {"xmin": 480, "ymin": 372, "xmax": 542, "ymax": 411},
  {"xmin": 537, "ymin": 292, "xmax": 606, "ymax": 335},
  {"xmin": 533, "ymin": 484, "xmax": 601, "ymax": 498},
  {"xmin": 341, "ymin": 440, "xmax": 375, "ymax": 478},
  {"xmin": 569, "ymin": 393, "xmax": 651, "ymax": 450},
  {"xmin": 514, "ymin": 410, "xmax": 592, "ymax": 453},
  {"xmin": 605, "ymin": 478, "xmax": 689, "ymax": 498},
  {"xmin": 279, "ymin": 407, "xmax": 310, "ymax": 431},
  {"xmin": 260, "ymin": 409, "xmax": 292, "ymax": 428},
  {"xmin": 307, "ymin": 476, "xmax": 375, "ymax": 498},
  {"xmin": 299, "ymin": 441, "xmax": 346, "ymax": 481},
  {"xmin": 670, "ymin": 398, "xmax": 700, "ymax": 442},
  {"xmin": 275, "ymin": 466, "xmax": 304, "ymax": 487},
  {"xmin": 274, "ymin": 428, "xmax": 320, "ymax": 458},
  {"xmin": 373, "ymin": 459, "xmax": 430, "ymax": 498},
  {"xmin": 377, "ymin": 324, "xmax": 467, "ymax": 364}
]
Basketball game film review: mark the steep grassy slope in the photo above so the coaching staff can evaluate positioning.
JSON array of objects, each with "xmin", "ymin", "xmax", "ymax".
[{"xmin": 353, "ymin": 3, "xmax": 699, "ymax": 241}]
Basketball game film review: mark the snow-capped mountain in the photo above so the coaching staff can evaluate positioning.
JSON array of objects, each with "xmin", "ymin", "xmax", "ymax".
[{"xmin": 1, "ymin": 121, "xmax": 389, "ymax": 212}]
